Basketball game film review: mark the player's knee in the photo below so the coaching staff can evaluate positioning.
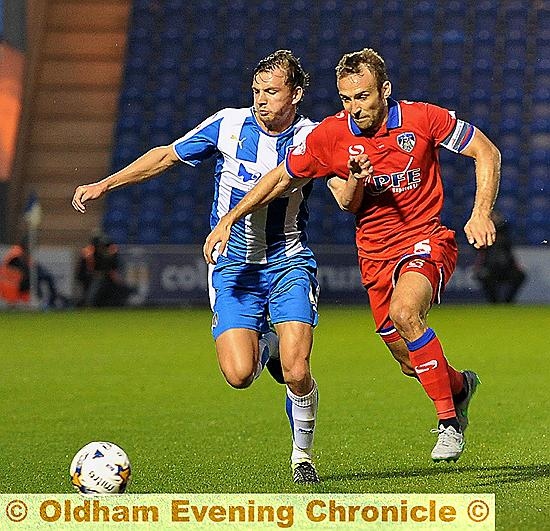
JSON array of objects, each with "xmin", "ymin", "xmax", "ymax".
[
  {"xmin": 389, "ymin": 300, "xmax": 419, "ymax": 337},
  {"xmin": 282, "ymin": 360, "xmax": 310, "ymax": 388},
  {"xmin": 220, "ymin": 365, "xmax": 254, "ymax": 389},
  {"xmin": 224, "ymin": 372, "xmax": 254, "ymax": 389}
]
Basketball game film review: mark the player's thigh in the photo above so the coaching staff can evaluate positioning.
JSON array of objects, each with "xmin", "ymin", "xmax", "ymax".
[
  {"xmin": 390, "ymin": 232, "xmax": 457, "ymax": 319},
  {"xmin": 215, "ymin": 327, "xmax": 260, "ymax": 377},
  {"xmin": 391, "ymin": 267, "xmax": 434, "ymax": 319}
]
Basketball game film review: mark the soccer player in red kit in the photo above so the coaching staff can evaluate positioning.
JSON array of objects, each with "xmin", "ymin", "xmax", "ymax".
[{"xmin": 204, "ymin": 48, "xmax": 501, "ymax": 462}]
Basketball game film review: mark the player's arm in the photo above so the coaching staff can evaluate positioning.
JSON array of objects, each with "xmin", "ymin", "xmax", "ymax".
[
  {"xmin": 460, "ymin": 129, "xmax": 501, "ymax": 249},
  {"xmin": 71, "ymin": 146, "xmax": 180, "ymax": 212},
  {"xmin": 327, "ymin": 154, "xmax": 373, "ymax": 213},
  {"xmin": 203, "ymin": 162, "xmax": 303, "ymax": 264}
]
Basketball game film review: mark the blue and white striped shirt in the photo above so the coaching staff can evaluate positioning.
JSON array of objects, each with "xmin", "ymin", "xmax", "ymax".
[{"xmin": 172, "ymin": 107, "xmax": 317, "ymax": 264}]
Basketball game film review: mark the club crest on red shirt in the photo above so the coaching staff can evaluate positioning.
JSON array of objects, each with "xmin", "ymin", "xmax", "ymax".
[{"xmin": 396, "ymin": 132, "xmax": 416, "ymax": 152}]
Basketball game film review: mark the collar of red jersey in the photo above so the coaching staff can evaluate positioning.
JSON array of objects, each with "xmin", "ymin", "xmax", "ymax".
[{"xmin": 347, "ymin": 97, "xmax": 402, "ymax": 136}]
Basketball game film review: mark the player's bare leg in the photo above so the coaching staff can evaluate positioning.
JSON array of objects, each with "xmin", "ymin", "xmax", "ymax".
[
  {"xmin": 215, "ymin": 328, "xmax": 277, "ymax": 388},
  {"xmin": 276, "ymin": 321, "xmax": 319, "ymax": 483},
  {"xmin": 384, "ymin": 338, "xmax": 417, "ymax": 377},
  {"xmin": 389, "ymin": 270, "xmax": 465, "ymax": 461}
]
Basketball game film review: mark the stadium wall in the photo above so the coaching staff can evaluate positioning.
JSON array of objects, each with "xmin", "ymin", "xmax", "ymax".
[{"xmin": 1, "ymin": 244, "xmax": 549, "ymax": 306}]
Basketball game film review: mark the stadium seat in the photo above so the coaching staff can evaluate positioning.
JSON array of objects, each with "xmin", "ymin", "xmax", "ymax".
[
  {"xmin": 135, "ymin": 225, "xmax": 163, "ymax": 245},
  {"xmin": 500, "ymin": 138, "xmax": 522, "ymax": 164},
  {"xmin": 529, "ymin": 165, "xmax": 548, "ymax": 193},
  {"xmin": 103, "ymin": 206, "xmax": 132, "ymax": 228},
  {"xmin": 382, "ymin": 0, "xmax": 404, "ymax": 15},
  {"xmin": 497, "ymin": 195, "xmax": 520, "ymax": 225},
  {"xmin": 105, "ymin": 191, "xmax": 133, "ymax": 213},
  {"xmin": 169, "ymin": 225, "xmax": 195, "ymax": 244},
  {"xmin": 469, "ymin": 86, "xmax": 492, "ymax": 105},
  {"xmin": 103, "ymin": 224, "xmax": 130, "ymax": 245},
  {"xmin": 525, "ymin": 226, "xmax": 548, "ymax": 245},
  {"xmin": 529, "ymin": 148, "xmax": 549, "ymax": 166}
]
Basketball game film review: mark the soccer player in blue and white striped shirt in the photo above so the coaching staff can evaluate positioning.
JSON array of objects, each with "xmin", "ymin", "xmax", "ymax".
[{"xmin": 72, "ymin": 50, "xmax": 320, "ymax": 483}]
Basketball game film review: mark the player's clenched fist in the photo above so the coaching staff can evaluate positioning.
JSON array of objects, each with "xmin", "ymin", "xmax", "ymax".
[
  {"xmin": 348, "ymin": 154, "xmax": 374, "ymax": 182},
  {"xmin": 71, "ymin": 182, "xmax": 107, "ymax": 213}
]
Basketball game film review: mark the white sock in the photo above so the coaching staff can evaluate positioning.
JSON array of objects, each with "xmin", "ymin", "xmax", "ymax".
[
  {"xmin": 253, "ymin": 331, "xmax": 278, "ymax": 380},
  {"xmin": 286, "ymin": 379, "xmax": 318, "ymax": 463}
]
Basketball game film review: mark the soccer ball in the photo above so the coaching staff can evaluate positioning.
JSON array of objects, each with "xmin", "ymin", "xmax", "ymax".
[{"xmin": 70, "ymin": 441, "xmax": 131, "ymax": 495}]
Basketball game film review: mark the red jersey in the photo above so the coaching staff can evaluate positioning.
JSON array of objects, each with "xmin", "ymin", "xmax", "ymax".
[{"xmin": 286, "ymin": 98, "xmax": 475, "ymax": 260}]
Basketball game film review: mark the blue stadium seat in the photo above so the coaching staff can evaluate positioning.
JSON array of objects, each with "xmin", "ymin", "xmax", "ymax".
[
  {"xmin": 169, "ymin": 225, "xmax": 195, "ymax": 244},
  {"xmin": 529, "ymin": 148, "xmax": 549, "ymax": 166},
  {"xmin": 104, "ymin": 207, "xmax": 131, "ymax": 227},
  {"xmin": 103, "ymin": 224, "xmax": 130, "ymax": 245},
  {"xmin": 311, "ymin": 102, "xmax": 337, "ymax": 121},
  {"xmin": 499, "ymin": 135, "xmax": 522, "ymax": 164},
  {"xmin": 163, "ymin": 0, "xmax": 186, "ymax": 13},
  {"xmin": 136, "ymin": 177, "xmax": 165, "ymax": 196},
  {"xmin": 169, "ymin": 208, "xmax": 194, "ymax": 227},
  {"xmin": 499, "ymin": 116, "xmax": 522, "ymax": 136},
  {"xmin": 529, "ymin": 165, "xmax": 548, "ymax": 192},
  {"xmin": 382, "ymin": 0, "xmax": 404, "ymax": 15},
  {"xmin": 529, "ymin": 116, "xmax": 548, "ymax": 134},
  {"xmin": 532, "ymin": 82, "xmax": 550, "ymax": 105},
  {"xmin": 469, "ymin": 87, "xmax": 492, "ymax": 105},
  {"xmin": 138, "ymin": 193, "xmax": 164, "ymax": 212},
  {"xmin": 135, "ymin": 225, "xmax": 162, "ymax": 245},
  {"xmin": 525, "ymin": 226, "xmax": 548, "ymax": 245},
  {"xmin": 172, "ymin": 192, "xmax": 195, "ymax": 210},
  {"xmin": 536, "ymin": 26, "xmax": 550, "ymax": 48},
  {"xmin": 105, "ymin": 191, "xmax": 133, "ymax": 213},
  {"xmin": 472, "ymin": 40, "xmax": 496, "ymax": 63},
  {"xmin": 496, "ymin": 195, "xmax": 520, "ymax": 225},
  {"xmin": 526, "ymin": 197, "xmax": 549, "ymax": 243},
  {"xmin": 534, "ymin": 58, "xmax": 550, "ymax": 74}
]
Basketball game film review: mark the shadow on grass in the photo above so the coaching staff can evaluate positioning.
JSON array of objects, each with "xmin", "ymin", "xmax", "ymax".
[{"xmin": 322, "ymin": 464, "xmax": 550, "ymax": 486}]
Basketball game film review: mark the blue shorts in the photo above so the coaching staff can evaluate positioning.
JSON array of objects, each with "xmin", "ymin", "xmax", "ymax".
[{"xmin": 209, "ymin": 253, "xmax": 319, "ymax": 340}]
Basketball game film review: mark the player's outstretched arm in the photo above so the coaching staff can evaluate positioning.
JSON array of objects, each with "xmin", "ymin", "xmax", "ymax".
[
  {"xmin": 460, "ymin": 129, "xmax": 501, "ymax": 249},
  {"xmin": 71, "ymin": 145, "xmax": 180, "ymax": 212},
  {"xmin": 203, "ymin": 162, "xmax": 298, "ymax": 264},
  {"xmin": 328, "ymin": 154, "xmax": 373, "ymax": 213}
]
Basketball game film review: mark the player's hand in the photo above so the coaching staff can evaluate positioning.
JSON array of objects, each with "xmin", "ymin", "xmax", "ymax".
[
  {"xmin": 464, "ymin": 211, "xmax": 496, "ymax": 249},
  {"xmin": 72, "ymin": 183, "xmax": 107, "ymax": 213},
  {"xmin": 203, "ymin": 217, "xmax": 232, "ymax": 265},
  {"xmin": 347, "ymin": 154, "xmax": 374, "ymax": 182}
]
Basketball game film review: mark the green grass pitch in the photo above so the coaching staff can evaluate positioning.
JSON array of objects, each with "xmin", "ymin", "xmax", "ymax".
[{"xmin": 1, "ymin": 305, "xmax": 548, "ymax": 529}]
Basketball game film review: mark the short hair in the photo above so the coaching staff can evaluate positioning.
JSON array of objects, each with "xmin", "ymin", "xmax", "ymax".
[
  {"xmin": 253, "ymin": 49, "xmax": 310, "ymax": 95},
  {"xmin": 335, "ymin": 48, "xmax": 389, "ymax": 92}
]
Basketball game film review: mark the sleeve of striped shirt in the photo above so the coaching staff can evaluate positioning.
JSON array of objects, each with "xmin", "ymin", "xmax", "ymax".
[{"xmin": 172, "ymin": 111, "xmax": 223, "ymax": 166}]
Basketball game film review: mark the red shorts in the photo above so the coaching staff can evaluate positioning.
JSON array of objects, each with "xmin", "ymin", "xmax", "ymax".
[{"xmin": 358, "ymin": 228, "xmax": 458, "ymax": 343}]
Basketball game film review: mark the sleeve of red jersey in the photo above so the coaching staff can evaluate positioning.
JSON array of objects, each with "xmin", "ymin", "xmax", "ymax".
[
  {"xmin": 285, "ymin": 124, "xmax": 332, "ymax": 180},
  {"xmin": 426, "ymin": 103, "xmax": 476, "ymax": 153}
]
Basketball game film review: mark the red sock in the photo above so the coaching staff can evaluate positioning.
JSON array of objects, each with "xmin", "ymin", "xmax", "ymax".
[
  {"xmin": 407, "ymin": 328, "xmax": 456, "ymax": 420},
  {"xmin": 448, "ymin": 365, "xmax": 464, "ymax": 396}
]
